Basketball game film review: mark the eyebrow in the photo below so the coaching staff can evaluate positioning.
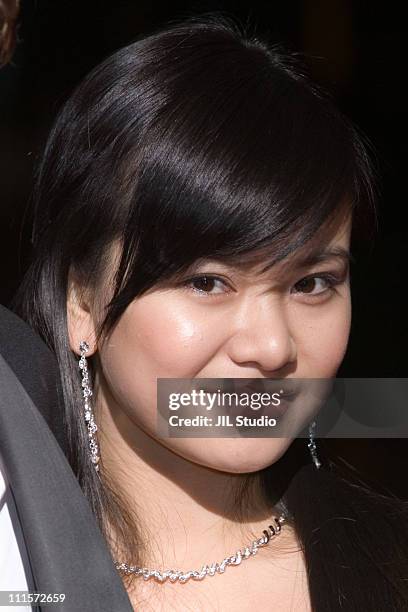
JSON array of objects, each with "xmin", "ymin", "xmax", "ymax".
[
  {"xmin": 182, "ymin": 246, "xmax": 354, "ymax": 279},
  {"xmin": 293, "ymin": 246, "xmax": 355, "ymax": 269},
  {"xmin": 255, "ymin": 245, "xmax": 354, "ymax": 277}
]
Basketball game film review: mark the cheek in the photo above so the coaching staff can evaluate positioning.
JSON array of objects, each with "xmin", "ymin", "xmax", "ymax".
[
  {"xmin": 113, "ymin": 296, "xmax": 223, "ymax": 374},
  {"xmin": 97, "ymin": 294, "xmax": 224, "ymax": 422},
  {"xmin": 294, "ymin": 293, "xmax": 352, "ymax": 376}
]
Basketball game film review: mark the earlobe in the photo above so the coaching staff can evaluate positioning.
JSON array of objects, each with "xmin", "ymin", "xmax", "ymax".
[{"xmin": 66, "ymin": 276, "xmax": 97, "ymax": 356}]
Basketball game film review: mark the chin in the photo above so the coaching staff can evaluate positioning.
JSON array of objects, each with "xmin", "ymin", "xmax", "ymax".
[{"xmin": 172, "ymin": 437, "xmax": 292, "ymax": 474}]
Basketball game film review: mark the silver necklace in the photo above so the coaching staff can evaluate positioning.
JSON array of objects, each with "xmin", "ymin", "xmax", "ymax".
[{"xmin": 114, "ymin": 514, "xmax": 286, "ymax": 584}]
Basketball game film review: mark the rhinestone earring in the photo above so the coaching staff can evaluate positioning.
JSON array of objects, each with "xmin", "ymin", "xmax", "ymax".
[
  {"xmin": 79, "ymin": 340, "xmax": 100, "ymax": 473},
  {"xmin": 307, "ymin": 420, "xmax": 321, "ymax": 469}
]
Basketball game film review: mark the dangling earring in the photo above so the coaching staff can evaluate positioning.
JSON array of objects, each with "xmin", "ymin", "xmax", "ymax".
[
  {"xmin": 79, "ymin": 340, "xmax": 100, "ymax": 473},
  {"xmin": 307, "ymin": 420, "xmax": 321, "ymax": 469}
]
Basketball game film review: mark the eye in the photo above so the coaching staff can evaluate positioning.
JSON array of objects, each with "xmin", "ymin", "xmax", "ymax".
[
  {"xmin": 292, "ymin": 273, "xmax": 342, "ymax": 298},
  {"xmin": 183, "ymin": 275, "xmax": 230, "ymax": 297},
  {"xmin": 181, "ymin": 272, "xmax": 344, "ymax": 299}
]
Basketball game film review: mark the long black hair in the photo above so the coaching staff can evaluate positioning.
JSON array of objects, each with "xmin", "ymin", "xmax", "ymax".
[{"xmin": 13, "ymin": 13, "xmax": 408, "ymax": 610}]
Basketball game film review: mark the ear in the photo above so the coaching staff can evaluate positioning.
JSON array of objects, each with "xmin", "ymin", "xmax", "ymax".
[{"xmin": 67, "ymin": 272, "xmax": 98, "ymax": 357}]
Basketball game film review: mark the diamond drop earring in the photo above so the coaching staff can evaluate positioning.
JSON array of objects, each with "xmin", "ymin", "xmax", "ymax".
[
  {"xmin": 307, "ymin": 420, "xmax": 321, "ymax": 469},
  {"xmin": 78, "ymin": 340, "xmax": 100, "ymax": 473}
]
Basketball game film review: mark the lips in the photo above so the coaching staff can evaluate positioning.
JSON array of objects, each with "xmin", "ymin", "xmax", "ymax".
[
  {"xmin": 203, "ymin": 379, "xmax": 298, "ymax": 395},
  {"xmin": 198, "ymin": 378, "xmax": 300, "ymax": 419},
  {"xmin": 217, "ymin": 379, "xmax": 297, "ymax": 419},
  {"xmin": 231, "ymin": 378, "xmax": 299, "ymax": 399}
]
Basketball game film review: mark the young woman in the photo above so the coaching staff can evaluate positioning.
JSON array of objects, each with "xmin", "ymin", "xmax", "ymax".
[{"xmin": 13, "ymin": 14, "xmax": 408, "ymax": 611}]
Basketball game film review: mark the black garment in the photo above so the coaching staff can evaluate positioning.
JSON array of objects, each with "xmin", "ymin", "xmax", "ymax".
[
  {"xmin": 0, "ymin": 304, "xmax": 67, "ymax": 455},
  {"xmin": 0, "ymin": 305, "xmax": 133, "ymax": 612}
]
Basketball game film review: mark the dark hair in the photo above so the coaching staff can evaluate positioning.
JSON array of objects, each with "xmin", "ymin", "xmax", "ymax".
[
  {"xmin": 0, "ymin": 0, "xmax": 19, "ymax": 66},
  {"xmin": 13, "ymin": 13, "xmax": 408, "ymax": 610}
]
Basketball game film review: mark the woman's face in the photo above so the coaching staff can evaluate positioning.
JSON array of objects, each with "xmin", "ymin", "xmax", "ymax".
[{"xmin": 69, "ymin": 213, "xmax": 352, "ymax": 473}]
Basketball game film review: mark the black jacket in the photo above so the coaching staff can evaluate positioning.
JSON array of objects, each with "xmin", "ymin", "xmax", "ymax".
[{"xmin": 0, "ymin": 305, "xmax": 133, "ymax": 611}]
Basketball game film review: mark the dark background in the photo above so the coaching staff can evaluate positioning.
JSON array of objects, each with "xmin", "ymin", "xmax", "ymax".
[{"xmin": 1, "ymin": 0, "xmax": 407, "ymax": 495}]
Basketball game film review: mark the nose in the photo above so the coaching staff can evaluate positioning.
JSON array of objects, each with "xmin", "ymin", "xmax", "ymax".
[{"xmin": 225, "ymin": 297, "xmax": 297, "ymax": 373}]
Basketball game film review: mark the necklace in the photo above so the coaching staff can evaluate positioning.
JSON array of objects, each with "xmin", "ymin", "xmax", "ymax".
[{"xmin": 114, "ymin": 514, "xmax": 286, "ymax": 584}]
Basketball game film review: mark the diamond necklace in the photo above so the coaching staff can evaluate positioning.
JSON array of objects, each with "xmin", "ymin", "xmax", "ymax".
[{"xmin": 114, "ymin": 514, "xmax": 286, "ymax": 584}]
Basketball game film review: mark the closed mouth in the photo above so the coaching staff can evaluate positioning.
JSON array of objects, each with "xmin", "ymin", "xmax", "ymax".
[
  {"xmin": 198, "ymin": 378, "xmax": 301, "ymax": 417},
  {"xmin": 231, "ymin": 379, "xmax": 299, "ymax": 399}
]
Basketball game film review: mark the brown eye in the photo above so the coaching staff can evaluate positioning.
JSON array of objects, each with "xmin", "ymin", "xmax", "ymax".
[
  {"xmin": 295, "ymin": 277, "xmax": 318, "ymax": 294},
  {"xmin": 293, "ymin": 275, "xmax": 334, "ymax": 296},
  {"xmin": 192, "ymin": 276, "xmax": 216, "ymax": 292},
  {"xmin": 184, "ymin": 274, "xmax": 230, "ymax": 296}
]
